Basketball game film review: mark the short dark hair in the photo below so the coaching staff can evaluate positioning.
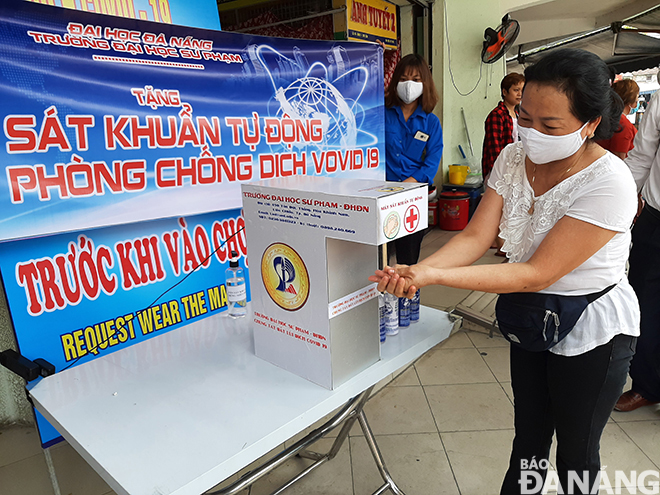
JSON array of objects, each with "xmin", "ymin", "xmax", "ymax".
[
  {"xmin": 501, "ymin": 73, "xmax": 525, "ymax": 99},
  {"xmin": 612, "ymin": 79, "xmax": 640, "ymax": 107},
  {"xmin": 385, "ymin": 54, "xmax": 438, "ymax": 113},
  {"xmin": 523, "ymin": 48, "xmax": 623, "ymax": 141}
]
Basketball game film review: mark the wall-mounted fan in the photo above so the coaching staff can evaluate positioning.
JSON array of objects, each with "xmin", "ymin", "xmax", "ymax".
[{"xmin": 482, "ymin": 14, "xmax": 520, "ymax": 64}]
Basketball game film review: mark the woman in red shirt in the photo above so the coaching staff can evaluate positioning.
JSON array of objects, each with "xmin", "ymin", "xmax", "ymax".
[
  {"xmin": 481, "ymin": 73, "xmax": 525, "ymax": 178},
  {"xmin": 596, "ymin": 79, "xmax": 639, "ymax": 159}
]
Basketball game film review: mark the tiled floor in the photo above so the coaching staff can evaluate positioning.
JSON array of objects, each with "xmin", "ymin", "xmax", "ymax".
[{"xmin": 1, "ymin": 228, "xmax": 659, "ymax": 495}]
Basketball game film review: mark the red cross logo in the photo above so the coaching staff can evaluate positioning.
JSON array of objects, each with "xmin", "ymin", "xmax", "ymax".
[{"xmin": 404, "ymin": 205, "xmax": 420, "ymax": 232}]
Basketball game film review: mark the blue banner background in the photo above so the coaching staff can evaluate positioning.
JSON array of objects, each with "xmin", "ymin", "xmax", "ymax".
[
  {"xmin": 2, "ymin": 207, "xmax": 248, "ymax": 446},
  {"xmin": 1, "ymin": 0, "xmax": 385, "ymax": 242}
]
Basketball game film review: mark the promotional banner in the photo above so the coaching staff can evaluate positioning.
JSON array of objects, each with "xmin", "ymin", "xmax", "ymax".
[
  {"xmin": 346, "ymin": 0, "xmax": 397, "ymax": 49},
  {"xmin": 0, "ymin": 0, "xmax": 385, "ymax": 242},
  {"xmin": 1, "ymin": 208, "xmax": 248, "ymax": 446},
  {"xmin": 25, "ymin": 0, "xmax": 221, "ymax": 30},
  {"xmin": 0, "ymin": 0, "xmax": 385, "ymax": 447}
]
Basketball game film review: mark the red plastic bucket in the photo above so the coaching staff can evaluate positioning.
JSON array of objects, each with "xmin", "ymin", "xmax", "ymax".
[{"xmin": 438, "ymin": 191, "xmax": 469, "ymax": 231}]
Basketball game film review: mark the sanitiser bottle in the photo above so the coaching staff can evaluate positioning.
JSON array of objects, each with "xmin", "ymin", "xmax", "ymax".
[
  {"xmin": 226, "ymin": 251, "xmax": 247, "ymax": 318},
  {"xmin": 410, "ymin": 289, "xmax": 420, "ymax": 322},
  {"xmin": 398, "ymin": 296, "xmax": 410, "ymax": 327},
  {"xmin": 379, "ymin": 293, "xmax": 387, "ymax": 343},
  {"xmin": 384, "ymin": 292, "xmax": 399, "ymax": 336}
]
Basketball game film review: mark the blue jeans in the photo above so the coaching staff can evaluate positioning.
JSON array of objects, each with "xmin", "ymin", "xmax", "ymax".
[{"xmin": 500, "ymin": 334, "xmax": 636, "ymax": 495}]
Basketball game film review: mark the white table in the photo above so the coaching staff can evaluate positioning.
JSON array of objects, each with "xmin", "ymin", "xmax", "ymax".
[{"xmin": 29, "ymin": 305, "xmax": 455, "ymax": 495}]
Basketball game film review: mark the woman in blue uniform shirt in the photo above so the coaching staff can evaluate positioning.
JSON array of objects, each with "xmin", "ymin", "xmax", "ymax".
[{"xmin": 385, "ymin": 54, "xmax": 443, "ymax": 264}]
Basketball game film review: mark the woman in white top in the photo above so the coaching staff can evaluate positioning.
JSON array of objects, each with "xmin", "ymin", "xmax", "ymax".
[{"xmin": 371, "ymin": 48, "xmax": 639, "ymax": 495}]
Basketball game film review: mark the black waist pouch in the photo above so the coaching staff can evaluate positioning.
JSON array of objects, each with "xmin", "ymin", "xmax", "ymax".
[{"xmin": 495, "ymin": 285, "xmax": 615, "ymax": 352}]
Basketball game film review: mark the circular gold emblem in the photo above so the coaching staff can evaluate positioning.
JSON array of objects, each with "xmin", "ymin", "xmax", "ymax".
[
  {"xmin": 377, "ymin": 186, "xmax": 404, "ymax": 193},
  {"xmin": 383, "ymin": 211, "xmax": 400, "ymax": 239},
  {"xmin": 261, "ymin": 243, "xmax": 310, "ymax": 311}
]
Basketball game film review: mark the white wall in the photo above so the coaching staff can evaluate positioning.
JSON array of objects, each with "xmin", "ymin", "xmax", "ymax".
[
  {"xmin": 432, "ymin": 0, "xmax": 507, "ymax": 185},
  {"xmin": 399, "ymin": 4, "xmax": 414, "ymax": 57}
]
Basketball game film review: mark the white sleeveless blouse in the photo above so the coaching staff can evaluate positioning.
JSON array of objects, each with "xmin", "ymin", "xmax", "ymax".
[{"xmin": 488, "ymin": 142, "xmax": 640, "ymax": 356}]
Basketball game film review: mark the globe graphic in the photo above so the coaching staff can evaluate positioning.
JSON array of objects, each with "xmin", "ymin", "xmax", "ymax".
[{"xmin": 274, "ymin": 76, "xmax": 357, "ymax": 149}]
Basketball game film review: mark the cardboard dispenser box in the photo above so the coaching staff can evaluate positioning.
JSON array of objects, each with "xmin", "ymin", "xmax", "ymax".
[{"xmin": 242, "ymin": 177, "xmax": 428, "ymax": 389}]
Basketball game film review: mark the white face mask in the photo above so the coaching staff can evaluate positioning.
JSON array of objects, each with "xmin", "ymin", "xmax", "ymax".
[
  {"xmin": 397, "ymin": 80, "xmax": 423, "ymax": 104},
  {"xmin": 517, "ymin": 122, "xmax": 589, "ymax": 164}
]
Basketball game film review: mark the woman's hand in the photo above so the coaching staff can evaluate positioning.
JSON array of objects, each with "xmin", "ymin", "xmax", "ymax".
[
  {"xmin": 369, "ymin": 264, "xmax": 438, "ymax": 298},
  {"xmin": 369, "ymin": 265, "xmax": 410, "ymax": 296}
]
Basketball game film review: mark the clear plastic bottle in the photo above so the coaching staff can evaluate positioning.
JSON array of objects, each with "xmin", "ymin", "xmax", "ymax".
[
  {"xmin": 410, "ymin": 289, "xmax": 420, "ymax": 322},
  {"xmin": 384, "ymin": 293, "xmax": 399, "ymax": 335},
  {"xmin": 378, "ymin": 293, "xmax": 387, "ymax": 343},
  {"xmin": 226, "ymin": 251, "xmax": 246, "ymax": 318}
]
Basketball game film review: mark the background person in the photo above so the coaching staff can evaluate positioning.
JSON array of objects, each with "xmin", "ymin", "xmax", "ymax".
[
  {"xmin": 597, "ymin": 79, "xmax": 639, "ymax": 160},
  {"xmin": 372, "ymin": 49, "xmax": 639, "ymax": 495},
  {"xmin": 481, "ymin": 72, "xmax": 525, "ymax": 179},
  {"xmin": 385, "ymin": 54, "xmax": 443, "ymax": 265},
  {"xmin": 616, "ymin": 85, "xmax": 660, "ymax": 412},
  {"xmin": 482, "ymin": 73, "xmax": 525, "ymax": 255}
]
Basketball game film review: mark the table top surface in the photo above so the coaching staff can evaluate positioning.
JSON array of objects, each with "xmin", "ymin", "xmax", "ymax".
[{"xmin": 29, "ymin": 306, "xmax": 454, "ymax": 495}]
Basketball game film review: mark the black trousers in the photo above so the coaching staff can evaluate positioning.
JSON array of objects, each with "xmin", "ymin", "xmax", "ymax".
[
  {"xmin": 628, "ymin": 205, "xmax": 660, "ymax": 402},
  {"xmin": 393, "ymin": 229, "xmax": 426, "ymax": 265},
  {"xmin": 500, "ymin": 334, "xmax": 636, "ymax": 495}
]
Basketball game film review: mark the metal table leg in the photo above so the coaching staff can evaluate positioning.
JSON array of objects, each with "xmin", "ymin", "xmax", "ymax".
[
  {"xmin": 357, "ymin": 409, "xmax": 405, "ymax": 495},
  {"xmin": 207, "ymin": 384, "xmax": 406, "ymax": 495},
  {"xmin": 44, "ymin": 447, "xmax": 62, "ymax": 495}
]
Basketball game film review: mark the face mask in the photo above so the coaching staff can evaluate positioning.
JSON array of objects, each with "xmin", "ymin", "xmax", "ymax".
[
  {"xmin": 397, "ymin": 80, "xmax": 423, "ymax": 104},
  {"xmin": 517, "ymin": 122, "xmax": 589, "ymax": 164}
]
